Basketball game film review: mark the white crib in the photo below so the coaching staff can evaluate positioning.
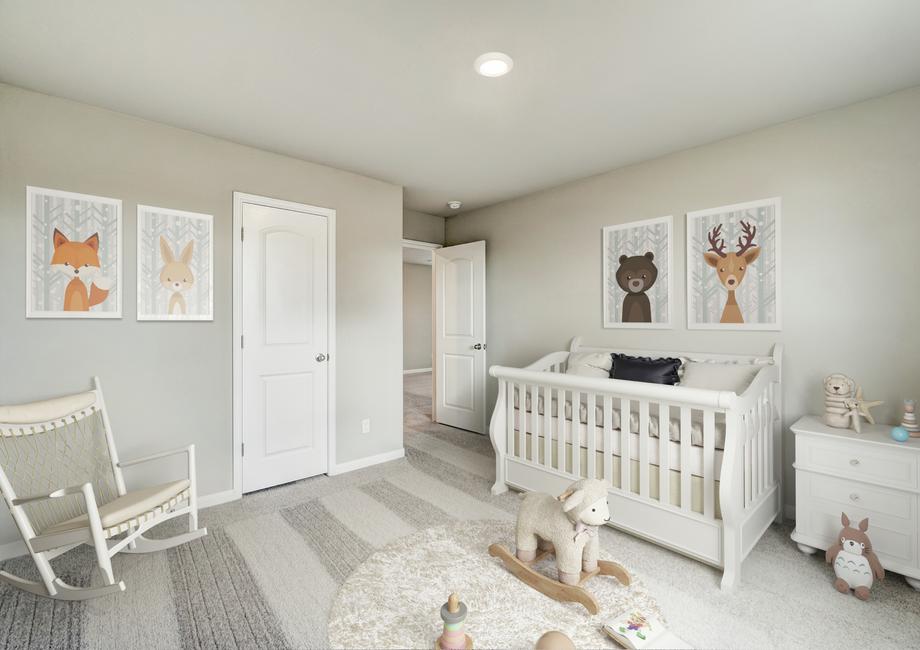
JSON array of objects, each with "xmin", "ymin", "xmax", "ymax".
[{"xmin": 488, "ymin": 337, "xmax": 783, "ymax": 590}]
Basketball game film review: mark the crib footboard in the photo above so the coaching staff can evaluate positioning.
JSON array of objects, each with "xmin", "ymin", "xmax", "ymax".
[{"xmin": 489, "ymin": 350, "xmax": 782, "ymax": 590}]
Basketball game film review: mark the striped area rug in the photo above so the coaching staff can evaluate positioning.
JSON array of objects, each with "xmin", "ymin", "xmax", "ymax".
[{"xmin": 3, "ymin": 373, "xmax": 919, "ymax": 649}]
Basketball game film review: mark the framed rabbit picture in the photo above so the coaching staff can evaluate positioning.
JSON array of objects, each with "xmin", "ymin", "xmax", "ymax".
[{"xmin": 137, "ymin": 205, "xmax": 213, "ymax": 321}]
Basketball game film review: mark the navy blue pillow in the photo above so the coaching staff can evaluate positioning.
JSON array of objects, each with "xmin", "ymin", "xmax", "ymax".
[{"xmin": 610, "ymin": 353, "xmax": 681, "ymax": 385}]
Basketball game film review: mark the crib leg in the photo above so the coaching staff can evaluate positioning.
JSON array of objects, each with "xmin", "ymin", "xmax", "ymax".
[{"xmin": 720, "ymin": 524, "xmax": 742, "ymax": 591}]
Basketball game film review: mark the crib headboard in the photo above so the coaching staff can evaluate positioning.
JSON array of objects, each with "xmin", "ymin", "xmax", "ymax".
[{"xmin": 568, "ymin": 336, "xmax": 782, "ymax": 374}]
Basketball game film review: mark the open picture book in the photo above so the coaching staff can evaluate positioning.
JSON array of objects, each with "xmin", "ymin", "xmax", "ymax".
[{"xmin": 602, "ymin": 611, "xmax": 691, "ymax": 650}]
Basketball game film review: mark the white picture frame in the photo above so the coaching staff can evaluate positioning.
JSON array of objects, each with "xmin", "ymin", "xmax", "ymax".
[
  {"xmin": 602, "ymin": 215, "xmax": 673, "ymax": 329},
  {"xmin": 137, "ymin": 205, "xmax": 214, "ymax": 321},
  {"xmin": 686, "ymin": 197, "xmax": 782, "ymax": 331},
  {"xmin": 26, "ymin": 186, "xmax": 123, "ymax": 319}
]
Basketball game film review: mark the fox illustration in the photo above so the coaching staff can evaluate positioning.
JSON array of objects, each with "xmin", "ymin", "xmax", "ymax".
[{"xmin": 50, "ymin": 228, "xmax": 112, "ymax": 311}]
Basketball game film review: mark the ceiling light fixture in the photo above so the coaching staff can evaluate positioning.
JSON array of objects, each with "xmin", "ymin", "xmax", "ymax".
[
  {"xmin": 447, "ymin": 200, "xmax": 463, "ymax": 210},
  {"xmin": 474, "ymin": 52, "xmax": 513, "ymax": 77}
]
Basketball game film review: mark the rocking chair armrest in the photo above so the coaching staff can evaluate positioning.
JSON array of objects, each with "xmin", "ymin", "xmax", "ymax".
[
  {"xmin": 11, "ymin": 481, "xmax": 98, "ymax": 507},
  {"xmin": 118, "ymin": 444, "xmax": 195, "ymax": 469}
]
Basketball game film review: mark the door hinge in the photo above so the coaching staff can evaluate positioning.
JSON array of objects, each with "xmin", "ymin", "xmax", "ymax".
[
  {"xmin": 240, "ymin": 334, "xmax": 244, "ymax": 349},
  {"xmin": 241, "ymin": 442, "xmax": 245, "ymax": 457},
  {"xmin": 240, "ymin": 227, "xmax": 244, "ymax": 242}
]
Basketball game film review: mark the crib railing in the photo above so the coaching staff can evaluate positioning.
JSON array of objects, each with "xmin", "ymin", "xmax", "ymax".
[{"xmin": 488, "ymin": 350, "xmax": 782, "ymax": 588}]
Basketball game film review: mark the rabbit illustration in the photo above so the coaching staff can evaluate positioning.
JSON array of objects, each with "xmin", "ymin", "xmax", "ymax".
[{"xmin": 159, "ymin": 235, "xmax": 195, "ymax": 316}]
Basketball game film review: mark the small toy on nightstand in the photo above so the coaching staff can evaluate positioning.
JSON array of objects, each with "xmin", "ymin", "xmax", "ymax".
[
  {"xmin": 901, "ymin": 399, "xmax": 920, "ymax": 438},
  {"xmin": 436, "ymin": 593, "xmax": 472, "ymax": 650},
  {"xmin": 825, "ymin": 513, "xmax": 885, "ymax": 601}
]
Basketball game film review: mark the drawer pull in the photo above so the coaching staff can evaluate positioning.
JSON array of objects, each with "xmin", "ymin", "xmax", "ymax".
[
  {"xmin": 849, "ymin": 493, "xmax": 860, "ymax": 502},
  {"xmin": 849, "ymin": 459, "xmax": 860, "ymax": 466}
]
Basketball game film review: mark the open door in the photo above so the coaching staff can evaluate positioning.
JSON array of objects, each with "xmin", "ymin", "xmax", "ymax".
[{"xmin": 433, "ymin": 241, "xmax": 486, "ymax": 434}]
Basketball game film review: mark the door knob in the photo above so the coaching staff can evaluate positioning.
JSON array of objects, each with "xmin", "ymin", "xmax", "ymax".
[
  {"xmin": 473, "ymin": 343, "xmax": 483, "ymax": 350},
  {"xmin": 315, "ymin": 353, "xmax": 327, "ymax": 362}
]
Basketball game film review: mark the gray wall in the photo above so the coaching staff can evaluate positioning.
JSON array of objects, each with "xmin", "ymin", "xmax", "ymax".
[
  {"xmin": 446, "ymin": 86, "xmax": 920, "ymax": 511},
  {"xmin": 403, "ymin": 209, "xmax": 445, "ymax": 244},
  {"xmin": 0, "ymin": 84, "xmax": 404, "ymax": 545},
  {"xmin": 403, "ymin": 263, "xmax": 432, "ymax": 370}
]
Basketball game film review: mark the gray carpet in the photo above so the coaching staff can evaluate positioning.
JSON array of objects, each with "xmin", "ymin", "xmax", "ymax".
[{"xmin": 1, "ymin": 372, "xmax": 918, "ymax": 649}]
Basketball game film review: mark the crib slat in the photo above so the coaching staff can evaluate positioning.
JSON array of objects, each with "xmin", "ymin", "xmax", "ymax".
[
  {"xmin": 543, "ymin": 385, "xmax": 552, "ymax": 469},
  {"xmin": 639, "ymin": 400, "xmax": 649, "ymax": 498},
  {"xmin": 658, "ymin": 402, "xmax": 669, "ymax": 507},
  {"xmin": 603, "ymin": 396, "xmax": 613, "ymax": 486},
  {"xmin": 703, "ymin": 409, "xmax": 715, "ymax": 518},
  {"xmin": 680, "ymin": 407, "xmax": 691, "ymax": 512},
  {"xmin": 620, "ymin": 398, "xmax": 630, "ymax": 493},
  {"xmin": 761, "ymin": 394, "xmax": 768, "ymax": 494},
  {"xmin": 517, "ymin": 382, "xmax": 525, "ymax": 462},
  {"xmin": 557, "ymin": 388, "xmax": 566, "ymax": 472},
  {"xmin": 572, "ymin": 391, "xmax": 582, "ymax": 478},
  {"xmin": 530, "ymin": 384, "xmax": 539, "ymax": 464},
  {"xmin": 744, "ymin": 417, "xmax": 752, "ymax": 508},
  {"xmin": 506, "ymin": 380, "xmax": 514, "ymax": 459},
  {"xmin": 586, "ymin": 392, "xmax": 597, "ymax": 479}
]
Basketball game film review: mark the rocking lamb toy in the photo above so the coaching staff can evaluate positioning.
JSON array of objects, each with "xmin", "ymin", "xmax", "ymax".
[{"xmin": 488, "ymin": 478, "xmax": 631, "ymax": 614}]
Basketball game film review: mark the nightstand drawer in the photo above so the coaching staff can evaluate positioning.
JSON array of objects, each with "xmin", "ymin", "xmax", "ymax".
[
  {"xmin": 796, "ymin": 472, "xmax": 917, "ymax": 566},
  {"xmin": 796, "ymin": 435, "xmax": 918, "ymax": 490}
]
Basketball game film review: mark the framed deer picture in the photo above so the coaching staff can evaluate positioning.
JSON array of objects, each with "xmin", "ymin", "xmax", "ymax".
[
  {"xmin": 602, "ymin": 215, "xmax": 672, "ymax": 328},
  {"xmin": 137, "ymin": 205, "xmax": 214, "ymax": 321},
  {"xmin": 26, "ymin": 186, "xmax": 123, "ymax": 319},
  {"xmin": 686, "ymin": 197, "xmax": 781, "ymax": 330}
]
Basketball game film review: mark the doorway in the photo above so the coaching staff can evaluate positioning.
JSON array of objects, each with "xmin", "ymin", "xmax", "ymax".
[{"xmin": 233, "ymin": 192, "xmax": 336, "ymax": 494}]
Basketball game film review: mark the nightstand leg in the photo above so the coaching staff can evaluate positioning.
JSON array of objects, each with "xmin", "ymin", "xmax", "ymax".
[
  {"xmin": 906, "ymin": 576, "xmax": 920, "ymax": 591},
  {"xmin": 796, "ymin": 543, "xmax": 818, "ymax": 555}
]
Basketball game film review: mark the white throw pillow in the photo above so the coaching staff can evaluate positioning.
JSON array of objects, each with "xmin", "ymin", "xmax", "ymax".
[
  {"xmin": 565, "ymin": 352, "xmax": 613, "ymax": 378},
  {"xmin": 680, "ymin": 361, "xmax": 763, "ymax": 394}
]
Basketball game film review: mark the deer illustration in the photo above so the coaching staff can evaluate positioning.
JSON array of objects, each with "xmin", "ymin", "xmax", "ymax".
[{"xmin": 703, "ymin": 220, "xmax": 760, "ymax": 324}]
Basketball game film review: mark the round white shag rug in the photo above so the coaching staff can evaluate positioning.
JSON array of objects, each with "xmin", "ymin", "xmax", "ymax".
[{"xmin": 327, "ymin": 520, "xmax": 662, "ymax": 649}]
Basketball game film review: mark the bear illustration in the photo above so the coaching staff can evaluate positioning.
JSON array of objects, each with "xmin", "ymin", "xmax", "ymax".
[
  {"xmin": 616, "ymin": 252, "xmax": 658, "ymax": 323},
  {"xmin": 825, "ymin": 513, "xmax": 884, "ymax": 600}
]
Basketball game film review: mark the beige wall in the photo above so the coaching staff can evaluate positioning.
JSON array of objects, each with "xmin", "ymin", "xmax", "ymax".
[
  {"xmin": 403, "ymin": 263, "xmax": 432, "ymax": 370},
  {"xmin": 446, "ymin": 86, "xmax": 920, "ymax": 511},
  {"xmin": 403, "ymin": 208, "xmax": 445, "ymax": 244},
  {"xmin": 0, "ymin": 84, "xmax": 404, "ymax": 546}
]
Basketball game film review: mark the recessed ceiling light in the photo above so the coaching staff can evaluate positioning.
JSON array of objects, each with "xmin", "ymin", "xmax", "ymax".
[
  {"xmin": 474, "ymin": 52, "xmax": 513, "ymax": 78},
  {"xmin": 447, "ymin": 200, "xmax": 463, "ymax": 210}
]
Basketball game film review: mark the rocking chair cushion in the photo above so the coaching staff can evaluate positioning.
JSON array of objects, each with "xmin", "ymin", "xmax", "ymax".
[{"xmin": 41, "ymin": 479, "xmax": 190, "ymax": 536}]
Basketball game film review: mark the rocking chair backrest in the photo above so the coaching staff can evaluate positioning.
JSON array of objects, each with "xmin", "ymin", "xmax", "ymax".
[{"xmin": 0, "ymin": 379, "xmax": 124, "ymax": 537}]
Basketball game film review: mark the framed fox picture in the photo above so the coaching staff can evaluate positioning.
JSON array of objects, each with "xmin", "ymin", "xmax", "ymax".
[
  {"xmin": 137, "ymin": 205, "xmax": 214, "ymax": 321},
  {"xmin": 602, "ymin": 215, "xmax": 672, "ymax": 329},
  {"xmin": 686, "ymin": 197, "xmax": 781, "ymax": 330},
  {"xmin": 26, "ymin": 186, "xmax": 123, "ymax": 319}
]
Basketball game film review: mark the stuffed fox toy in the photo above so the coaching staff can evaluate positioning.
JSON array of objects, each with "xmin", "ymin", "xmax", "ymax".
[
  {"xmin": 825, "ymin": 512, "xmax": 885, "ymax": 600},
  {"xmin": 50, "ymin": 228, "xmax": 112, "ymax": 311}
]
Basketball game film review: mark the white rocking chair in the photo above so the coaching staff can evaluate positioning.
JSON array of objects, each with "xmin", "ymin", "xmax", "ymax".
[{"xmin": 0, "ymin": 377, "xmax": 207, "ymax": 600}]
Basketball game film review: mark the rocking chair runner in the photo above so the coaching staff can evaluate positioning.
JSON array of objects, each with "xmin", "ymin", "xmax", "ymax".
[{"xmin": 0, "ymin": 377, "xmax": 207, "ymax": 600}]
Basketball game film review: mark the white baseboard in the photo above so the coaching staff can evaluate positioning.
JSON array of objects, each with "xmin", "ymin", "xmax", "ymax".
[
  {"xmin": 0, "ymin": 487, "xmax": 243, "ymax": 561},
  {"xmin": 329, "ymin": 448, "xmax": 405, "ymax": 476},
  {"xmin": 0, "ymin": 538, "xmax": 27, "ymax": 562},
  {"xmin": 403, "ymin": 368, "xmax": 432, "ymax": 375}
]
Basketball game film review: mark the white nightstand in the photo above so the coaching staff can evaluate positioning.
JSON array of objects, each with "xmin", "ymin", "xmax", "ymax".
[{"xmin": 790, "ymin": 415, "xmax": 920, "ymax": 590}]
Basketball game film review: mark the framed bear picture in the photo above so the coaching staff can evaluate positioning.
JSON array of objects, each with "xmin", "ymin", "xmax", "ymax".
[
  {"xmin": 602, "ymin": 215, "xmax": 672, "ymax": 329},
  {"xmin": 686, "ymin": 197, "xmax": 781, "ymax": 330},
  {"xmin": 137, "ymin": 205, "xmax": 214, "ymax": 321}
]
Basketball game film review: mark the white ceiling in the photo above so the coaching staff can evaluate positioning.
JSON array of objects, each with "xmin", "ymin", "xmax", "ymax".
[{"xmin": 2, "ymin": 1, "xmax": 919, "ymax": 216}]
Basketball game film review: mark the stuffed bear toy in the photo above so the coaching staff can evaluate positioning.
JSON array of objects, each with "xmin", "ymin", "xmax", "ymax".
[
  {"xmin": 515, "ymin": 478, "xmax": 610, "ymax": 585},
  {"xmin": 823, "ymin": 373, "xmax": 855, "ymax": 428},
  {"xmin": 616, "ymin": 252, "xmax": 658, "ymax": 323},
  {"xmin": 825, "ymin": 512, "xmax": 884, "ymax": 600}
]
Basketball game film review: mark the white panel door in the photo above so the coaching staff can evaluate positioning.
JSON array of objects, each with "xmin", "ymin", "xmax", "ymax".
[
  {"xmin": 434, "ymin": 241, "xmax": 486, "ymax": 433},
  {"xmin": 242, "ymin": 202, "xmax": 328, "ymax": 492}
]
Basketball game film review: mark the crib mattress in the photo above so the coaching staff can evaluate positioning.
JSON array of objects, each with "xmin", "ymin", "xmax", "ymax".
[
  {"xmin": 512, "ymin": 431, "xmax": 723, "ymax": 518},
  {"xmin": 513, "ymin": 391, "xmax": 726, "ymax": 449},
  {"xmin": 512, "ymin": 408, "xmax": 724, "ymax": 479}
]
